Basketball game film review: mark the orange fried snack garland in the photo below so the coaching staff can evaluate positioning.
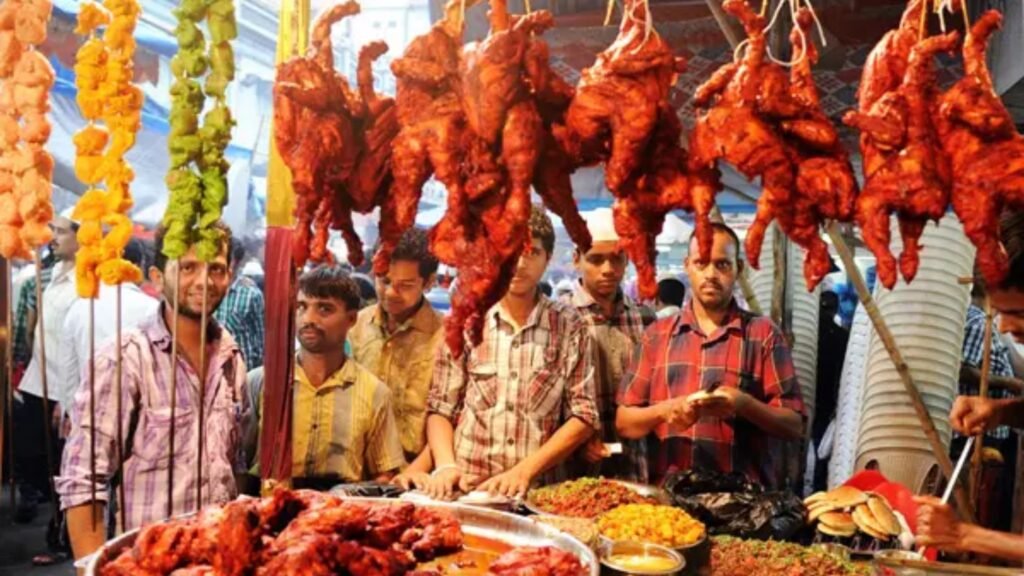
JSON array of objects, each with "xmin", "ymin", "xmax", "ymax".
[{"xmin": 71, "ymin": 0, "xmax": 144, "ymax": 298}]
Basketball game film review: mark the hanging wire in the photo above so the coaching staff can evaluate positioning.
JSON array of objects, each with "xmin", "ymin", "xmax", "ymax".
[
  {"xmin": 604, "ymin": 0, "xmax": 617, "ymax": 27},
  {"xmin": 763, "ymin": 0, "xmax": 827, "ymax": 67},
  {"xmin": 625, "ymin": 0, "xmax": 655, "ymax": 53}
]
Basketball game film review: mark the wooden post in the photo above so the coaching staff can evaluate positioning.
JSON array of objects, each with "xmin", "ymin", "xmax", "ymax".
[
  {"xmin": 261, "ymin": 0, "xmax": 309, "ymax": 490},
  {"xmin": 826, "ymin": 222, "xmax": 975, "ymax": 522},
  {"xmin": 970, "ymin": 295, "xmax": 993, "ymax": 510},
  {"xmin": 771, "ymin": 224, "xmax": 787, "ymax": 328},
  {"xmin": 704, "ymin": 0, "xmax": 743, "ymax": 48}
]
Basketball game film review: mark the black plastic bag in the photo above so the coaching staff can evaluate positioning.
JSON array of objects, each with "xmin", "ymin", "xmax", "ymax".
[
  {"xmin": 664, "ymin": 470, "xmax": 806, "ymax": 541},
  {"xmin": 663, "ymin": 469, "xmax": 758, "ymax": 497}
]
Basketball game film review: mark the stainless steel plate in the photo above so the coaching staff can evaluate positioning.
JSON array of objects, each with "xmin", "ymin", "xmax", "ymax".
[
  {"xmin": 87, "ymin": 497, "xmax": 598, "ymax": 575},
  {"xmin": 525, "ymin": 479, "xmax": 672, "ymax": 517},
  {"xmin": 873, "ymin": 555, "xmax": 1024, "ymax": 576}
]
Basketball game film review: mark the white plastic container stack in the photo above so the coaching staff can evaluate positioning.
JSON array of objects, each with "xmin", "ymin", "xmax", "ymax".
[
  {"xmin": 828, "ymin": 300, "xmax": 874, "ymax": 489},
  {"xmin": 748, "ymin": 234, "xmax": 821, "ymax": 424},
  {"xmin": 854, "ymin": 215, "xmax": 973, "ymax": 493}
]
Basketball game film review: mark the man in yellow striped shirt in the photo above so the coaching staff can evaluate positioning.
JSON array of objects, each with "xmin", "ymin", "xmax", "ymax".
[{"xmin": 246, "ymin": 266, "xmax": 406, "ymax": 489}]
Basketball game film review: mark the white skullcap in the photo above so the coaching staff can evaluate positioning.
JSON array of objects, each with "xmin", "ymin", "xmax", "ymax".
[{"xmin": 583, "ymin": 207, "xmax": 619, "ymax": 243}]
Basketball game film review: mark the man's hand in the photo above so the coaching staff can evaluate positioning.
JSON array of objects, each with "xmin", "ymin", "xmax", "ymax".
[
  {"xmin": 392, "ymin": 471, "xmax": 431, "ymax": 492},
  {"xmin": 692, "ymin": 387, "xmax": 747, "ymax": 420},
  {"xmin": 424, "ymin": 467, "xmax": 467, "ymax": 501},
  {"xmin": 478, "ymin": 464, "xmax": 533, "ymax": 499},
  {"xmin": 950, "ymin": 396, "xmax": 999, "ymax": 436},
  {"xmin": 582, "ymin": 437, "xmax": 609, "ymax": 464},
  {"xmin": 659, "ymin": 396, "xmax": 697, "ymax": 430},
  {"xmin": 914, "ymin": 496, "xmax": 970, "ymax": 551}
]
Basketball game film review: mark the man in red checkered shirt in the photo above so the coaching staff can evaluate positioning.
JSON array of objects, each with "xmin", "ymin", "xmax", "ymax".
[{"xmin": 616, "ymin": 223, "xmax": 806, "ymax": 489}]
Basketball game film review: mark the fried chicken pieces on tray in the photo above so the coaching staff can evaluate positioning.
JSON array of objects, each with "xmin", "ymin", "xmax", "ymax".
[{"xmin": 98, "ymin": 489, "xmax": 584, "ymax": 576}]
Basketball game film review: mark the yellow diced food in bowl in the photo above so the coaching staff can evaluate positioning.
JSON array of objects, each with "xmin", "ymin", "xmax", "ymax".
[{"xmin": 597, "ymin": 504, "xmax": 706, "ymax": 548}]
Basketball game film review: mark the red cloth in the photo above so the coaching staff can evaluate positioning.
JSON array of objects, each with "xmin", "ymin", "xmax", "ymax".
[
  {"xmin": 843, "ymin": 470, "xmax": 937, "ymax": 561},
  {"xmin": 259, "ymin": 227, "xmax": 296, "ymax": 482}
]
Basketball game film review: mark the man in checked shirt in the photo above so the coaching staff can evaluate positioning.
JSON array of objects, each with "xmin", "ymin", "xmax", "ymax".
[
  {"xmin": 562, "ymin": 208, "xmax": 655, "ymax": 482},
  {"xmin": 616, "ymin": 223, "xmax": 805, "ymax": 489},
  {"xmin": 425, "ymin": 206, "xmax": 599, "ymax": 499},
  {"xmin": 56, "ymin": 223, "xmax": 247, "ymax": 560}
]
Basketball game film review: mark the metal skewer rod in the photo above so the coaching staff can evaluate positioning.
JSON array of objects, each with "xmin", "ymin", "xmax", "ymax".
[
  {"xmin": 32, "ymin": 253, "xmax": 59, "ymax": 523},
  {"xmin": 115, "ymin": 284, "xmax": 126, "ymax": 533},
  {"xmin": 196, "ymin": 262, "xmax": 209, "ymax": 509},
  {"xmin": 5, "ymin": 260, "xmax": 15, "ymax": 512},
  {"xmin": 970, "ymin": 295, "xmax": 994, "ymax": 506},
  {"xmin": 89, "ymin": 297, "xmax": 97, "ymax": 529},
  {"xmin": 167, "ymin": 260, "xmax": 180, "ymax": 518}
]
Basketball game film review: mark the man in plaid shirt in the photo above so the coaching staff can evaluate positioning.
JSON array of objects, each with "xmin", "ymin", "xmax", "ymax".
[
  {"xmin": 425, "ymin": 206, "xmax": 598, "ymax": 499},
  {"xmin": 617, "ymin": 223, "xmax": 805, "ymax": 489},
  {"xmin": 563, "ymin": 208, "xmax": 655, "ymax": 483},
  {"xmin": 214, "ymin": 239, "xmax": 265, "ymax": 369}
]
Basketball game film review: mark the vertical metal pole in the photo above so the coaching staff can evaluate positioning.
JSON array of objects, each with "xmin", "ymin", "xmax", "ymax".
[
  {"xmin": 167, "ymin": 261, "xmax": 180, "ymax": 519},
  {"xmin": 88, "ymin": 298, "xmax": 97, "ymax": 529},
  {"xmin": 196, "ymin": 263, "xmax": 209, "ymax": 509},
  {"xmin": 4, "ymin": 259, "xmax": 14, "ymax": 512},
  {"xmin": 32, "ymin": 254, "xmax": 58, "ymax": 522},
  {"xmin": 970, "ymin": 295, "xmax": 994, "ymax": 509},
  {"xmin": 115, "ymin": 285, "xmax": 126, "ymax": 533}
]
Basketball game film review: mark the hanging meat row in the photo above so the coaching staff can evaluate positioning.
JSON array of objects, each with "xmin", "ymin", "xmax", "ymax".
[{"xmin": 274, "ymin": 0, "xmax": 1024, "ymax": 355}]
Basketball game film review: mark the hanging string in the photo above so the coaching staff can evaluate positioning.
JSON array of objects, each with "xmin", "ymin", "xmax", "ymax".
[
  {"xmin": 763, "ymin": 0, "xmax": 827, "ymax": 67},
  {"xmin": 524, "ymin": 0, "xmax": 532, "ymax": 15},
  {"xmin": 960, "ymin": 0, "xmax": 970, "ymax": 29},
  {"xmin": 624, "ymin": 0, "xmax": 654, "ymax": 53},
  {"xmin": 604, "ymin": 0, "xmax": 616, "ymax": 27},
  {"xmin": 761, "ymin": 0, "xmax": 770, "ymax": 18},
  {"xmin": 936, "ymin": 0, "xmax": 949, "ymax": 32}
]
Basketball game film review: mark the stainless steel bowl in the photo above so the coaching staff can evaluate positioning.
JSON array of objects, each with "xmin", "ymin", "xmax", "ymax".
[{"xmin": 600, "ymin": 540, "xmax": 685, "ymax": 576}]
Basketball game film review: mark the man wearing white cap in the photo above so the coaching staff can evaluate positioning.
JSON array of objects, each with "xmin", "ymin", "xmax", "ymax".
[
  {"xmin": 12, "ymin": 212, "xmax": 79, "ymax": 556},
  {"xmin": 563, "ymin": 208, "xmax": 656, "ymax": 482}
]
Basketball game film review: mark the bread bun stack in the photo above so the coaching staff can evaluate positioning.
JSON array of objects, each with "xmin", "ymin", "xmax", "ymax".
[{"xmin": 805, "ymin": 487, "xmax": 901, "ymax": 541}]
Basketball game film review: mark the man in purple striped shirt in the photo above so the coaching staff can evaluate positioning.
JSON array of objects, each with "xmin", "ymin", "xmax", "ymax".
[{"xmin": 56, "ymin": 222, "xmax": 247, "ymax": 561}]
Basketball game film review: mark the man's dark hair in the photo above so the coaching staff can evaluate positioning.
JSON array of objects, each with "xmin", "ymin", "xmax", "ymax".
[
  {"xmin": 390, "ymin": 227, "xmax": 439, "ymax": 279},
  {"xmin": 231, "ymin": 238, "xmax": 246, "ymax": 268},
  {"xmin": 991, "ymin": 210, "xmax": 1024, "ymax": 291},
  {"xmin": 350, "ymin": 273, "xmax": 377, "ymax": 306},
  {"xmin": 298, "ymin": 265, "xmax": 362, "ymax": 311},
  {"xmin": 122, "ymin": 238, "xmax": 147, "ymax": 270},
  {"xmin": 529, "ymin": 205, "xmax": 556, "ymax": 256},
  {"xmin": 687, "ymin": 222, "xmax": 741, "ymax": 259},
  {"xmin": 657, "ymin": 278, "xmax": 685, "ymax": 307},
  {"xmin": 153, "ymin": 222, "xmax": 233, "ymax": 272}
]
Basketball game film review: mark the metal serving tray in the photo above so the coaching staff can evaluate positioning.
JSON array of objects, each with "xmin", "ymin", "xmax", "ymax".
[{"xmin": 86, "ymin": 496, "xmax": 599, "ymax": 575}]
